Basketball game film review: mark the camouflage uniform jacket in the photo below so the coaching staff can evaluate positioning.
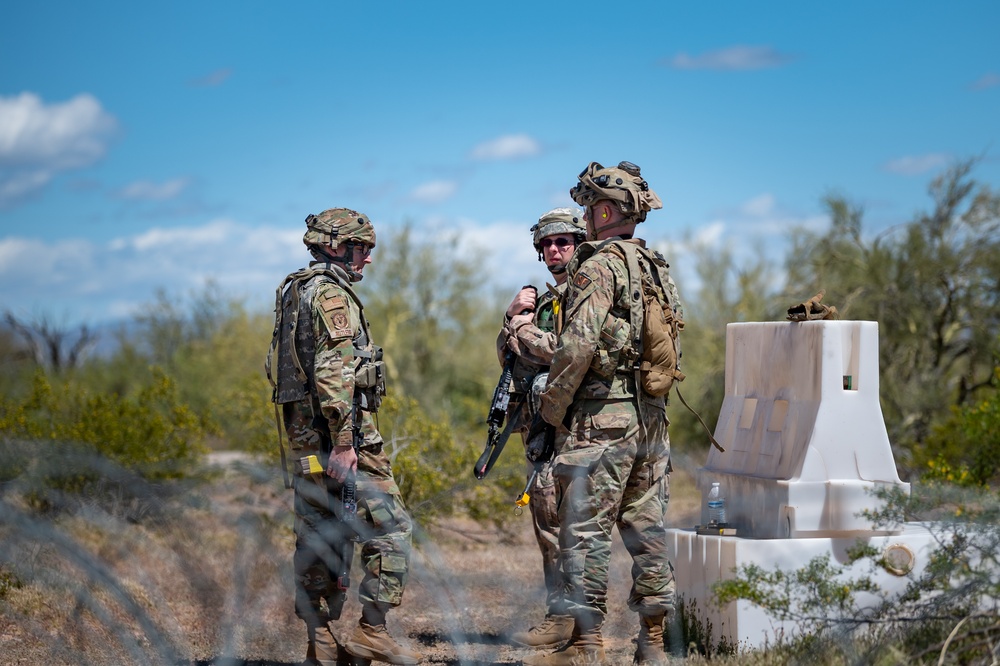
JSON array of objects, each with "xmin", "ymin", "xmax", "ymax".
[
  {"xmin": 495, "ymin": 285, "xmax": 564, "ymax": 430},
  {"xmin": 496, "ymin": 285, "xmax": 564, "ymax": 387},
  {"xmin": 269, "ymin": 262, "xmax": 387, "ymax": 488},
  {"xmin": 539, "ymin": 238, "xmax": 683, "ymax": 427}
]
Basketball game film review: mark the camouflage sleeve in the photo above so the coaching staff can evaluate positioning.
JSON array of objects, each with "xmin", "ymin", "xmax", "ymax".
[
  {"xmin": 311, "ymin": 282, "xmax": 360, "ymax": 449},
  {"xmin": 495, "ymin": 328, "xmax": 509, "ymax": 366},
  {"xmin": 506, "ymin": 317, "xmax": 557, "ymax": 365},
  {"xmin": 539, "ymin": 260, "xmax": 615, "ymax": 426}
]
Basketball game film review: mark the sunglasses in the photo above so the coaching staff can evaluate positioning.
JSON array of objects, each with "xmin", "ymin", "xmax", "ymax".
[
  {"xmin": 539, "ymin": 237, "xmax": 574, "ymax": 249},
  {"xmin": 354, "ymin": 244, "xmax": 373, "ymax": 258}
]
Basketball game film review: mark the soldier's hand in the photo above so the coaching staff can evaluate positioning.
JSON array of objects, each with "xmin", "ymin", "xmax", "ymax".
[
  {"xmin": 326, "ymin": 446, "xmax": 358, "ymax": 483},
  {"xmin": 505, "ymin": 287, "xmax": 536, "ymax": 319}
]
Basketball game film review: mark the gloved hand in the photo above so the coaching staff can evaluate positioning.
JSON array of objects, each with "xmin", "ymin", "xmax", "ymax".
[
  {"xmin": 525, "ymin": 415, "xmax": 555, "ymax": 463},
  {"xmin": 787, "ymin": 290, "xmax": 838, "ymax": 321},
  {"xmin": 527, "ymin": 372, "xmax": 549, "ymax": 421}
]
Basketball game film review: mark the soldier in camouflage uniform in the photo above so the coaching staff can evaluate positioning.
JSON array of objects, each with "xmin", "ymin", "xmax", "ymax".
[
  {"xmin": 498, "ymin": 208, "xmax": 586, "ymax": 649},
  {"xmin": 527, "ymin": 163, "xmax": 682, "ymax": 666},
  {"xmin": 266, "ymin": 209, "xmax": 423, "ymax": 666}
]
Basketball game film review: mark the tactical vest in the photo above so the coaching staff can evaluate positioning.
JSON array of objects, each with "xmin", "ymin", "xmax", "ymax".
[
  {"xmin": 563, "ymin": 238, "xmax": 684, "ymax": 402},
  {"xmin": 266, "ymin": 263, "xmax": 386, "ymax": 443}
]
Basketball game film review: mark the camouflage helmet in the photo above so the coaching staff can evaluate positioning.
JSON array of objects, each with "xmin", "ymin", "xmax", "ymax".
[
  {"xmin": 570, "ymin": 161, "xmax": 663, "ymax": 223},
  {"xmin": 530, "ymin": 207, "xmax": 586, "ymax": 248},
  {"xmin": 302, "ymin": 208, "xmax": 376, "ymax": 250}
]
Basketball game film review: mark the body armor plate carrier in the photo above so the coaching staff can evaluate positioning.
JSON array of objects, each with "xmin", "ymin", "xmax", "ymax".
[{"xmin": 265, "ymin": 264, "xmax": 386, "ymax": 485}]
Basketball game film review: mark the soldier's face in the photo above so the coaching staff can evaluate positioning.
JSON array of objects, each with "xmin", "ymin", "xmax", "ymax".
[
  {"xmin": 540, "ymin": 233, "xmax": 577, "ymax": 270},
  {"xmin": 350, "ymin": 244, "xmax": 373, "ymax": 274},
  {"xmin": 331, "ymin": 243, "xmax": 373, "ymax": 275}
]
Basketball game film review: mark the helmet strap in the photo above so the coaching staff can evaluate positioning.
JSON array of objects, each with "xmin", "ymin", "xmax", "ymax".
[{"xmin": 314, "ymin": 244, "xmax": 345, "ymax": 265}]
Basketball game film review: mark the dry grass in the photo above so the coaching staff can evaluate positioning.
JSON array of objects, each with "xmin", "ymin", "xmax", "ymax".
[{"xmin": 0, "ymin": 453, "xmax": 706, "ymax": 665}]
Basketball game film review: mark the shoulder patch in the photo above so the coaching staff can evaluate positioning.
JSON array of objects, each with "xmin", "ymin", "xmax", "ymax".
[
  {"xmin": 573, "ymin": 272, "xmax": 593, "ymax": 291},
  {"xmin": 318, "ymin": 294, "xmax": 352, "ymax": 338}
]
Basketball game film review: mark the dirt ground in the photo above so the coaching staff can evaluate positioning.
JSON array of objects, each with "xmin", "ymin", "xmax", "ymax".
[{"xmin": 0, "ymin": 453, "xmax": 704, "ymax": 665}]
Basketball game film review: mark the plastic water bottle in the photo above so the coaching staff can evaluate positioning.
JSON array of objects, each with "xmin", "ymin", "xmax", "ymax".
[{"xmin": 707, "ymin": 482, "xmax": 727, "ymax": 524}]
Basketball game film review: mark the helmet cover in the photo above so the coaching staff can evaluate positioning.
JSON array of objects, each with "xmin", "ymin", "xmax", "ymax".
[
  {"xmin": 531, "ymin": 207, "xmax": 586, "ymax": 247},
  {"xmin": 569, "ymin": 161, "xmax": 662, "ymax": 223},
  {"xmin": 302, "ymin": 208, "xmax": 376, "ymax": 250}
]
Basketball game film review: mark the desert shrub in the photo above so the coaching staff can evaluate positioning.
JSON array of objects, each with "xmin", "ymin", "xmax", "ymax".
[
  {"xmin": 0, "ymin": 565, "xmax": 22, "ymax": 600},
  {"xmin": 206, "ymin": 371, "xmax": 274, "ymax": 456},
  {"xmin": 917, "ymin": 368, "xmax": 1000, "ymax": 487},
  {"xmin": 0, "ymin": 369, "xmax": 210, "ymax": 508},
  {"xmin": 376, "ymin": 394, "xmax": 523, "ymax": 530},
  {"xmin": 711, "ymin": 482, "xmax": 1000, "ymax": 664}
]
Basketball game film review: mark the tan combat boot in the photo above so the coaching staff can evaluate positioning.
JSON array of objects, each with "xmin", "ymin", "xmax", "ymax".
[
  {"xmin": 522, "ymin": 614, "xmax": 605, "ymax": 666},
  {"xmin": 511, "ymin": 614, "xmax": 575, "ymax": 648},
  {"xmin": 634, "ymin": 612, "xmax": 667, "ymax": 666},
  {"xmin": 343, "ymin": 620, "xmax": 423, "ymax": 665},
  {"xmin": 305, "ymin": 623, "xmax": 339, "ymax": 666}
]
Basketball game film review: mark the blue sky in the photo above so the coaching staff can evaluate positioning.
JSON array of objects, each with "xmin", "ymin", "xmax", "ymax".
[{"xmin": 2, "ymin": 1, "xmax": 998, "ymax": 328}]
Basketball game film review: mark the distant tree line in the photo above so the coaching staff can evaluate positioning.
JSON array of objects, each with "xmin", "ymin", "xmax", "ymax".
[{"xmin": 1, "ymin": 159, "xmax": 998, "ymax": 521}]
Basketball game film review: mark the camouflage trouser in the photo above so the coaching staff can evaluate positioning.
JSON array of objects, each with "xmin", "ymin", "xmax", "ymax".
[
  {"xmin": 552, "ymin": 398, "xmax": 674, "ymax": 618},
  {"xmin": 293, "ymin": 445, "xmax": 412, "ymax": 625},
  {"xmin": 519, "ymin": 431, "xmax": 563, "ymax": 615}
]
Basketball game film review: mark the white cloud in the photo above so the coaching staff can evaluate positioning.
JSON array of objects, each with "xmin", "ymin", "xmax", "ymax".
[
  {"xmin": 970, "ymin": 73, "xmax": 1000, "ymax": 90},
  {"xmin": 189, "ymin": 68, "xmax": 233, "ymax": 87},
  {"xmin": 422, "ymin": 216, "xmax": 549, "ymax": 294},
  {"xmin": 470, "ymin": 134, "xmax": 541, "ymax": 161},
  {"xmin": 408, "ymin": 180, "xmax": 458, "ymax": 204},
  {"xmin": 882, "ymin": 153, "xmax": 951, "ymax": 176},
  {"xmin": 118, "ymin": 219, "xmax": 234, "ymax": 251},
  {"xmin": 115, "ymin": 177, "xmax": 190, "ymax": 201},
  {"xmin": 665, "ymin": 45, "xmax": 798, "ymax": 71},
  {"xmin": 0, "ymin": 92, "xmax": 118, "ymax": 207},
  {"xmin": 0, "ymin": 171, "xmax": 50, "ymax": 205},
  {"xmin": 1, "ymin": 219, "xmax": 304, "ymax": 325},
  {"xmin": 693, "ymin": 221, "xmax": 726, "ymax": 246},
  {"xmin": 0, "ymin": 213, "xmax": 557, "ymax": 327},
  {"xmin": 740, "ymin": 193, "xmax": 776, "ymax": 217}
]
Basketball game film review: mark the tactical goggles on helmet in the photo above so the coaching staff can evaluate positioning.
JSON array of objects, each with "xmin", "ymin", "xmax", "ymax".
[{"xmin": 570, "ymin": 161, "xmax": 662, "ymax": 223}]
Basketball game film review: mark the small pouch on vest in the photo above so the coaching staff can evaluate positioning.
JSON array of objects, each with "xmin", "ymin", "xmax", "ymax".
[{"xmin": 588, "ymin": 314, "xmax": 631, "ymax": 379}]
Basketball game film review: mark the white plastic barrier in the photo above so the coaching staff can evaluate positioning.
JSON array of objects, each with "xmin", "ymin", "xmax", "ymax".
[
  {"xmin": 698, "ymin": 320, "xmax": 907, "ymax": 538},
  {"xmin": 667, "ymin": 320, "xmax": 934, "ymax": 649}
]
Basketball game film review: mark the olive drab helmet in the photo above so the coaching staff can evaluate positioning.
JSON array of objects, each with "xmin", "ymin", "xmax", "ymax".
[
  {"xmin": 530, "ymin": 207, "xmax": 586, "ymax": 274},
  {"xmin": 303, "ymin": 208, "xmax": 376, "ymax": 280},
  {"xmin": 570, "ymin": 161, "xmax": 663, "ymax": 235}
]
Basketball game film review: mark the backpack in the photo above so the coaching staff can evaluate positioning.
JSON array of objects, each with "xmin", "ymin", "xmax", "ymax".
[
  {"xmin": 568, "ymin": 240, "xmax": 723, "ymax": 451},
  {"xmin": 637, "ymin": 270, "xmax": 685, "ymax": 397}
]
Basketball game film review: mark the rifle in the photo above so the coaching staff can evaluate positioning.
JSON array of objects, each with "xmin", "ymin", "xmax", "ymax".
[
  {"xmin": 514, "ymin": 413, "xmax": 556, "ymax": 510},
  {"xmin": 474, "ymin": 285, "xmax": 536, "ymax": 480}
]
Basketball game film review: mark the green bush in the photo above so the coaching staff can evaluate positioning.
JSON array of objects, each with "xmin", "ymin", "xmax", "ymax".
[
  {"xmin": 377, "ymin": 394, "xmax": 523, "ymax": 530},
  {"xmin": 0, "ymin": 368, "xmax": 210, "ymax": 501},
  {"xmin": 917, "ymin": 367, "xmax": 1000, "ymax": 487}
]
